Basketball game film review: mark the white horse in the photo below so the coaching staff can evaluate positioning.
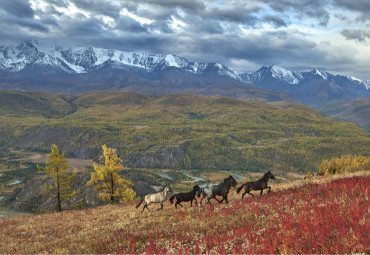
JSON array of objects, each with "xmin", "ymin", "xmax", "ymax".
[{"xmin": 136, "ymin": 186, "xmax": 172, "ymax": 213}]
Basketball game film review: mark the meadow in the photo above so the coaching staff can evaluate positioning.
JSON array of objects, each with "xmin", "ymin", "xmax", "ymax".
[{"xmin": 1, "ymin": 171, "xmax": 368, "ymax": 254}]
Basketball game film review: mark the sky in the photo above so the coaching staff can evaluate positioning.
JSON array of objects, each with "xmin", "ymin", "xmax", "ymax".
[{"xmin": 0, "ymin": 0, "xmax": 369, "ymax": 80}]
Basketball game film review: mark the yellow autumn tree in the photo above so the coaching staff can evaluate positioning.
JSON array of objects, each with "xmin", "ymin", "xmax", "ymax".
[
  {"xmin": 87, "ymin": 145, "xmax": 136, "ymax": 203},
  {"xmin": 318, "ymin": 155, "xmax": 370, "ymax": 176},
  {"xmin": 38, "ymin": 144, "xmax": 76, "ymax": 212}
]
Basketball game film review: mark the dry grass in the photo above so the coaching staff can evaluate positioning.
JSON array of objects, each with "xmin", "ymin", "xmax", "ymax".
[{"xmin": 1, "ymin": 170, "xmax": 369, "ymax": 254}]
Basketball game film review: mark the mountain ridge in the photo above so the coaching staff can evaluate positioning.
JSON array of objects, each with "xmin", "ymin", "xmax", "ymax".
[{"xmin": 0, "ymin": 39, "xmax": 369, "ymax": 106}]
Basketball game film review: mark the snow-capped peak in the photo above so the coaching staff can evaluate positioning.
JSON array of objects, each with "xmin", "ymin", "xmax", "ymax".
[
  {"xmin": 269, "ymin": 65, "xmax": 303, "ymax": 84},
  {"xmin": 311, "ymin": 69, "xmax": 328, "ymax": 80},
  {"xmin": 0, "ymin": 40, "xmax": 242, "ymax": 80},
  {"xmin": 348, "ymin": 76, "xmax": 363, "ymax": 83},
  {"xmin": 365, "ymin": 79, "xmax": 370, "ymax": 90}
]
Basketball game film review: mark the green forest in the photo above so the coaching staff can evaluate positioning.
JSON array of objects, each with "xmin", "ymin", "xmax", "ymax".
[{"xmin": 0, "ymin": 90, "xmax": 369, "ymax": 173}]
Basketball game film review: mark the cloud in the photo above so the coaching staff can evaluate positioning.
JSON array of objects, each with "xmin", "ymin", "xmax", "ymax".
[
  {"xmin": 0, "ymin": 0, "xmax": 369, "ymax": 80},
  {"xmin": 0, "ymin": 0, "xmax": 34, "ymax": 18},
  {"xmin": 333, "ymin": 0, "xmax": 370, "ymax": 21},
  {"xmin": 261, "ymin": 0, "xmax": 331, "ymax": 26},
  {"xmin": 341, "ymin": 29, "xmax": 370, "ymax": 41},
  {"xmin": 263, "ymin": 15, "xmax": 287, "ymax": 28}
]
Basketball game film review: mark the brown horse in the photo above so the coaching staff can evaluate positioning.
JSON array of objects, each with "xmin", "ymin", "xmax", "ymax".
[{"xmin": 237, "ymin": 171, "xmax": 275, "ymax": 198}]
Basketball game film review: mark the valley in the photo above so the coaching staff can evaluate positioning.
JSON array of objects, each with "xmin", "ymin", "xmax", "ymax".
[
  {"xmin": 1, "ymin": 90, "xmax": 368, "ymax": 215},
  {"xmin": 1, "ymin": 90, "xmax": 369, "ymax": 174}
]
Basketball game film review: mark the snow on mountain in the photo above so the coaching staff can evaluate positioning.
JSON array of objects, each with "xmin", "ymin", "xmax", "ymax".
[
  {"xmin": 365, "ymin": 80, "xmax": 370, "ymax": 90},
  {"xmin": 0, "ymin": 40, "xmax": 240, "ymax": 80},
  {"xmin": 0, "ymin": 40, "xmax": 368, "ymax": 95},
  {"xmin": 241, "ymin": 65, "xmax": 304, "ymax": 85},
  {"xmin": 349, "ymin": 76, "xmax": 362, "ymax": 83},
  {"xmin": 270, "ymin": 65, "xmax": 303, "ymax": 84}
]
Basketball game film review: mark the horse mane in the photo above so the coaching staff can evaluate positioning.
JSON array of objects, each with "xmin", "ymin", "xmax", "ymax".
[
  {"xmin": 259, "ymin": 171, "xmax": 271, "ymax": 181},
  {"xmin": 220, "ymin": 175, "xmax": 235, "ymax": 185}
]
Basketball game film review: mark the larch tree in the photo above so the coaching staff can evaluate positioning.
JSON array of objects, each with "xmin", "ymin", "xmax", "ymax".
[
  {"xmin": 87, "ymin": 145, "xmax": 136, "ymax": 203},
  {"xmin": 38, "ymin": 144, "xmax": 76, "ymax": 212}
]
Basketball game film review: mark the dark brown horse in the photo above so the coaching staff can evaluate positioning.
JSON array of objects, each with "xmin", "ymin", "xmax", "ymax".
[
  {"xmin": 169, "ymin": 185, "xmax": 201, "ymax": 208},
  {"xmin": 237, "ymin": 171, "xmax": 275, "ymax": 198}
]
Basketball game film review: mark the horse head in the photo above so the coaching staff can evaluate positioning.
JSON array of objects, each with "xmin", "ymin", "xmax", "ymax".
[
  {"xmin": 196, "ymin": 187, "xmax": 204, "ymax": 198},
  {"xmin": 164, "ymin": 186, "xmax": 173, "ymax": 193},
  {"xmin": 227, "ymin": 175, "xmax": 238, "ymax": 187},
  {"xmin": 267, "ymin": 171, "xmax": 276, "ymax": 180}
]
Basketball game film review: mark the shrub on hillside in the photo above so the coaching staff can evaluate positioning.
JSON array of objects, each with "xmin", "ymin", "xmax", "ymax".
[{"xmin": 318, "ymin": 155, "xmax": 370, "ymax": 176}]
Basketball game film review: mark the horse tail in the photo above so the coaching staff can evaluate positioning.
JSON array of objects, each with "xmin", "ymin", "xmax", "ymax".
[
  {"xmin": 136, "ymin": 197, "xmax": 145, "ymax": 208},
  {"xmin": 169, "ymin": 195, "xmax": 176, "ymax": 204},
  {"xmin": 237, "ymin": 184, "xmax": 245, "ymax": 194}
]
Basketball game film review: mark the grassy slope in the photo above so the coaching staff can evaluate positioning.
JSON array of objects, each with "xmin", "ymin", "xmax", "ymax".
[
  {"xmin": 0, "ymin": 90, "xmax": 369, "ymax": 173},
  {"xmin": 1, "ymin": 171, "xmax": 368, "ymax": 254},
  {"xmin": 320, "ymin": 98, "xmax": 370, "ymax": 132}
]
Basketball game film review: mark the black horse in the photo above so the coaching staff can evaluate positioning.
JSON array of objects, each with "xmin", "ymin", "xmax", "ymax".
[
  {"xmin": 237, "ymin": 171, "xmax": 276, "ymax": 198},
  {"xmin": 199, "ymin": 175, "xmax": 238, "ymax": 204},
  {"xmin": 169, "ymin": 185, "xmax": 201, "ymax": 209}
]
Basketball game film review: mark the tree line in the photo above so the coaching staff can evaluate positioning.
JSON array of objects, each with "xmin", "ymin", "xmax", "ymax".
[{"xmin": 38, "ymin": 144, "xmax": 135, "ymax": 212}]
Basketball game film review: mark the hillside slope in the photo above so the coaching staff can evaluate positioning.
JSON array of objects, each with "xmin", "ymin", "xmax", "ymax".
[
  {"xmin": 1, "ymin": 173, "xmax": 368, "ymax": 254},
  {"xmin": 320, "ymin": 98, "xmax": 370, "ymax": 132},
  {"xmin": 0, "ymin": 90, "xmax": 369, "ymax": 173}
]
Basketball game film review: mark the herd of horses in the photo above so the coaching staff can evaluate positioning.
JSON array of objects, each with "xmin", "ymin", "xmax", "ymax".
[{"xmin": 136, "ymin": 171, "xmax": 276, "ymax": 213}]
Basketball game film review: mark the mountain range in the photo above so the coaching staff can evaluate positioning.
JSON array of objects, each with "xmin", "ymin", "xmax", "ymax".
[{"xmin": 0, "ymin": 39, "xmax": 369, "ymax": 106}]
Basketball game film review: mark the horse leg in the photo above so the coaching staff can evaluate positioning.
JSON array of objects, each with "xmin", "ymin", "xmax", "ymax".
[
  {"xmin": 218, "ymin": 195, "xmax": 225, "ymax": 203},
  {"xmin": 213, "ymin": 196, "xmax": 221, "ymax": 203},
  {"xmin": 267, "ymin": 186, "xmax": 271, "ymax": 193},
  {"xmin": 206, "ymin": 196, "xmax": 212, "ymax": 204},
  {"xmin": 142, "ymin": 203, "xmax": 150, "ymax": 213},
  {"xmin": 260, "ymin": 189, "xmax": 263, "ymax": 195},
  {"xmin": 190, "ymin": 199, "xmax": 193, "ymax": 207},
  {"xmin": 247, "ymin": 191, "xmax": 254, "ymax": 197},
  {"xmin": 200, "ymin": 193, "xmax": 205, "ymax": 204},
  {"xmin": 157, "ymin": 202, "xmax": 164, "ymax": 211},
  {"xmin": 242, "ymin": 190, "xmax": 248, "ymax": 198},
  {"xmin": 225, "ymin": 195, "xmax": 229, "ymax": 204}
]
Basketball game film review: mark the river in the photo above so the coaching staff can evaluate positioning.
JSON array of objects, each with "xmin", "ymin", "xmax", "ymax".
[
  {"xmin": 150, "ymin": 171, "xmax": 174, "ymax": 181},
  {"xmin": 229, "ymin": 172, "xmax": 244, "ymax": 181}
]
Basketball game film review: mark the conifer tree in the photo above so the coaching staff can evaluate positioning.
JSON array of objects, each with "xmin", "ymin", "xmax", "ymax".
[
  {"xmin": 38, "ymin": 144, "xmax": 76, "ymax": 212},
  {"xmin": 87, "ymin": 145, "xmax": 136, "ymax": 203}
]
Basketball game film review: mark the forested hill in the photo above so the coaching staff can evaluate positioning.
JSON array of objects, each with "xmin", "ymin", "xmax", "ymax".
[{"xmin": 0, "ymin": 90, "xmax": 369, "ymax": 173}]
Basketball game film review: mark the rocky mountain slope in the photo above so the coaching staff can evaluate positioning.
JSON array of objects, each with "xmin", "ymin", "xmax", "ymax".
[{"xmin": 241, "ymin": 65, "xmax": 369, "ymax": 106}]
